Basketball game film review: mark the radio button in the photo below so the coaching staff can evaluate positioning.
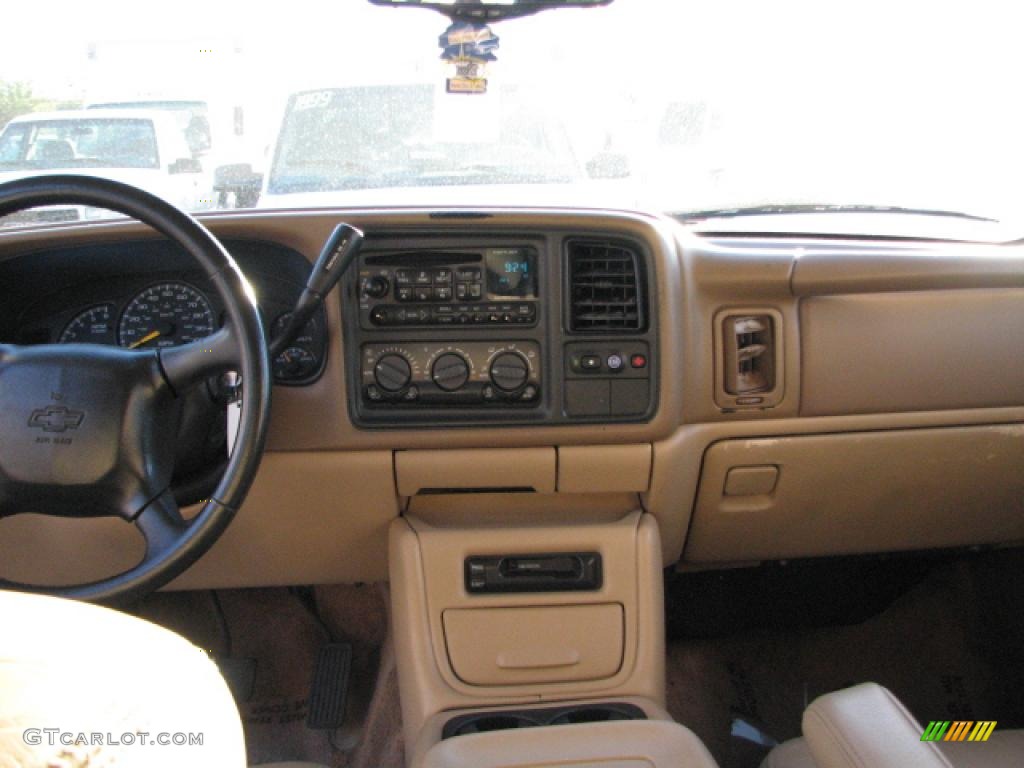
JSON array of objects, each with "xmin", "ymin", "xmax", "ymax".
[
  {"xmin": 456, "ymin": 267, "xmax": 481, "ymax": 281},
  {"xmin": 413, "ymin": 269, "xmax": 432, "ymax": 285},
  {"xmin": 434, "ymin": 268, "xmax": 452, "ymax": 283},
  {"xmin": 414, "ymin": 287, "xmax": 432, "ymax": 302},
  {"xmin": 469, "ymin": 284, "xmax": 482, "ymax": 299},
  {"xmin": 435, "ymin": 286, "xmax": 452, "ymax": 301},
  {"xmin": 395, "ymin": 269, "xmax": 414, "ymax": 285},
  {"xmin": 396, "ymin": 286, "xmax": 414, "ymax": 302}
]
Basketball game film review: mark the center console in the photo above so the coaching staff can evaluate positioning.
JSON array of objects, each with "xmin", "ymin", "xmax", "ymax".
[
  {"xmin": 389, "ymin": 512, "xmax": 720, "ymax": 767},
  {"xmin": 343, "ymin": 233, "xmax": 658, "ymax": 427}
]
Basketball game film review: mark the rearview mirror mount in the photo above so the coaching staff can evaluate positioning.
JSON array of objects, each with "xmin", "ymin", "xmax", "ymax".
[{"xmin": 368, "ymin": 0, "xmax": 612, "ymax": 23}]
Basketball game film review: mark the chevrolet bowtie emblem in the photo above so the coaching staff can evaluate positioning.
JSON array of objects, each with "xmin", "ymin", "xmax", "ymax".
[{"xmin": 28, "ymin": 405, "xmax": 85, "ymax": 433}]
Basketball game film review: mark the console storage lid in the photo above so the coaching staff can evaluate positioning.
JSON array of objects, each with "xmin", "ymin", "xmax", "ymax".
[{"xmin": 443, "ymin": 604, "xmax": 624, "ymax": 686}]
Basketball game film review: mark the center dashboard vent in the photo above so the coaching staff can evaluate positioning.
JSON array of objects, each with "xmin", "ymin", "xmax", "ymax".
[{"xmin": 566, "ymin": 240, "xmax": 645, "ymax": 332}]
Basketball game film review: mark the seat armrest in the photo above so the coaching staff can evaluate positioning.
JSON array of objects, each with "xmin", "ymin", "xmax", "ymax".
[
  {"xmin": 421, "ymin": 720, "xmax": 718, "ymax": 768},
  {"xmin": 802, "ymin": 683, "xmax": 953, "ymax": 768}
]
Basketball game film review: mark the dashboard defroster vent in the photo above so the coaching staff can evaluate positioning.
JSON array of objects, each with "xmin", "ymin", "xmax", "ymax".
[{"xmin": 567, "ymin": 240, "xmax": 645, "ymax": 332}]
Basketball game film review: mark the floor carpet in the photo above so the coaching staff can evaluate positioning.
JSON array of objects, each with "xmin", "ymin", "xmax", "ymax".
[
  {"xmin": 136, "ymin": 583, "xmax": 402, "ymax": 768},
  {"xmin": 664, "ymin": 548, "xmax": 1024, "ymax": 768}
]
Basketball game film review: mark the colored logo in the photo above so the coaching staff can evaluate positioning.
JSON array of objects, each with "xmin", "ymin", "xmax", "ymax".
[
  {"xmin": 921, "ymin": 721, "xmax": 997, "ymax": 742},
  {"xmin": 28, "ymin": 405, "xmax": 85, "ymax": 433}
]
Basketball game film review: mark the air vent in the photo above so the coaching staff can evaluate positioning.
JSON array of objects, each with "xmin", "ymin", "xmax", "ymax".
[
  {"xmin": 567, "ymin": 241, "xmax": 644, "ymax": 332},
  {"xmin": 723, "ymin": 315, "xmax": 774, "ymax": 394}
]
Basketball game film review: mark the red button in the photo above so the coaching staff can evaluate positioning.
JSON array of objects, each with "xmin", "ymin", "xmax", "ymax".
[{"xmin": 630, "ymin": 354, "xmax": 647, "ymax": 369}]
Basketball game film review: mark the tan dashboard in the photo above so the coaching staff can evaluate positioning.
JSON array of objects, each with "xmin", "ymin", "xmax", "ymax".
[{"xmin": 1, "ymin": 207, "xmax": 1023, "ymax": 589}]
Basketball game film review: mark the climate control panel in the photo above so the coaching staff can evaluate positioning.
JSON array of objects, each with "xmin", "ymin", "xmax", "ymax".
[{"xmin": 360, "ymin": 341, "xmax": 541, "ymax": 408}]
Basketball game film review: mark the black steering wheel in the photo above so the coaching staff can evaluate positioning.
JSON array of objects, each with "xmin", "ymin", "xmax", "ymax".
[{"xmin": 0, "ymin": 175, "xmax": 272, "ymax": 604}]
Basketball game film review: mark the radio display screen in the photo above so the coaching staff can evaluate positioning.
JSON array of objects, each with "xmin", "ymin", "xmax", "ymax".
[{"xmin": 485, "ymin": 247, "xmax": 536, "ymax": 298}]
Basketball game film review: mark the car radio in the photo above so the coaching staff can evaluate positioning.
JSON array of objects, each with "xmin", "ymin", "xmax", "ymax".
[{"xmin": 356, "ymin": 247, "xmax": 539, "ymax": 329}]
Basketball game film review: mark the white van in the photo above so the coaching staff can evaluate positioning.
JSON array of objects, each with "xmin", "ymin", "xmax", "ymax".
[
  {"xmin": 256, "ymin": 83, "xmax": 628, "ymax": 210},
  {"xmin": 0, "ymin": 108, "xmax": 214, "ymax": 225}
]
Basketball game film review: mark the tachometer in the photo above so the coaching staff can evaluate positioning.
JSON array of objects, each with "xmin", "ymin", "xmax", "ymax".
[
  {"xmin": 118, "ymin": 282, "xmax": 216, "ymax": 349},
  {"xmin": 59, "ymin": 303, "xmax": 117, "ymax": 344}
]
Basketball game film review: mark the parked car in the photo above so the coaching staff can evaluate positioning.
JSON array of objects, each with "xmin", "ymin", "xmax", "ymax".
[
  {"xmin": 257, "ymin": 83, "xmax": 634, "ymax": 209},
  {"xmin": 87, "ymin": 99, "xmax": 265, "ymax": 208},
  {"xmin": 0, "ymin": 108, "xmax": 214, "ymax": 225}
]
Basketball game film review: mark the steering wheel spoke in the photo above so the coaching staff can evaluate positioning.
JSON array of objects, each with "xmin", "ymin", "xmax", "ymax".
[
  {"xmin": 159, "ymin": 326, "xmax": 241, "ymax": 393},
  {"xmin": 133, "ymin": 490, "xmax": 189, "ymax": 562}
]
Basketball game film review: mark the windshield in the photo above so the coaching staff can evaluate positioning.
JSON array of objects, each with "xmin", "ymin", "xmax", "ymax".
[
  {"xmin": 270, "ymin": 85, "xmax": 580, "ymax": 196},
  {"xmin": 1, "ymin": 0, "xmax": 1022, "ymax": 225}
]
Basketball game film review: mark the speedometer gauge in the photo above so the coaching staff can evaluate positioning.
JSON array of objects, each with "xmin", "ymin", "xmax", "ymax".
[
  {"xmin": 118, "ymin": 282, "xmax": 216, "ymax": 349},
  {"xmin": 59, "ymin": 303, "xmax": 116, "ymax": 344}
]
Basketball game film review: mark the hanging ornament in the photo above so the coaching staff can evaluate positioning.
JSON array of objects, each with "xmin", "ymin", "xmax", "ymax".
[{"xmin": 439, "ymin": 20, "xmax": 499, "ymax": 94}]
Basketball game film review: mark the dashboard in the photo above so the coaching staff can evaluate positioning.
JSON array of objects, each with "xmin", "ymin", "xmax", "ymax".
[{"xmin": 0, "ymin": 207, "xmax": 1022, "ymax": 591}]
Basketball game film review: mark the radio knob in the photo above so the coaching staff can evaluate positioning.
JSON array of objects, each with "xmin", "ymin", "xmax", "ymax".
[
  {"xmin": 362, "ymin": 275, "xmax": 390, "ymax": 299},
  {"xmin": 490, "ymin": 352, "xmax": 529, "ymax": 392},
  {"xmin": 374, "ymin": 354, "xmax": 411, "ymax": 392},
  {"xmin": 432, "ymin": 353, "xmax": 470, "ymax": 391}
]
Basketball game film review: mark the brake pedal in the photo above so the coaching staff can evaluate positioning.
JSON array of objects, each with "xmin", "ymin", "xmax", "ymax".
[{"xmin": 306, "ymin": 642, "xmax": 353, "ymax": 730}]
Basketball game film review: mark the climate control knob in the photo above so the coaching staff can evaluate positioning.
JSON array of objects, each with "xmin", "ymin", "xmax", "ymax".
[
  {"xmin": 374, "ymin": 354, "xmax": 411, "ymax": 392},
  {"xmin": 490, "ymin": 352, "xmax": 529, "ymax": 392},
  {"xmin": 432, "ymin": 353, "xmax": 470, "ymax": 391}
]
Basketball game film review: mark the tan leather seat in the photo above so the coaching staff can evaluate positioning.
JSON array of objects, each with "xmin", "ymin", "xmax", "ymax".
[
  {"xmin": 761, "ymin": 683, "xmax": 1023, "ymax": 768},
  {"xmin": 0, "ymin": 590, "xmax": 245, "ymax": 767}
]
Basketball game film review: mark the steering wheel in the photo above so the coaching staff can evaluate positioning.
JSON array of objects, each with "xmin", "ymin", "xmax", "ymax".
[{"xmin": 0, "ymin": 175, "xmax": 271, "ymax": 604}]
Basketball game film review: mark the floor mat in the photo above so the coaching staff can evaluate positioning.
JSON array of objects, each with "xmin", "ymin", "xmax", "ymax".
[
  {"xmin": 665, "ymin": 549, "xmax": 1024, "ymax": 768},
  {"xmin": 137, "ymin": 584, "xmax": 401, "ymax": 767}
]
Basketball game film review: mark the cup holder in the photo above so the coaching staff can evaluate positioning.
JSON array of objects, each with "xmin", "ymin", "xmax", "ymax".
[
  {"xmin": 450, "ymin": 714, "xmax": 540, "ymax": 736},
  {"xmin": 442, "ymin": 702, "xmax": 645, "ymax": 739},
  {"xmin": 549, "ymin": 704, "xmax": 640, "ymax": 725}
]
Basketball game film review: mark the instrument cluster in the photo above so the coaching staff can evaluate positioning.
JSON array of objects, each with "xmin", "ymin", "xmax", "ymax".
[
  {"xmin": 58, "ymin": 281, "xmax": 217, "ymax": 349},
  {"xmin": 6, "ymin": 239, "xmax": 329, "ymax": 386}
]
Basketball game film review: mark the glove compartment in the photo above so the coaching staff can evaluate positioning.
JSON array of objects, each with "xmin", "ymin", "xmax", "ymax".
[{"xmin": 685, "ymin": 424, "xmax": 1024, "ymax": 562}]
